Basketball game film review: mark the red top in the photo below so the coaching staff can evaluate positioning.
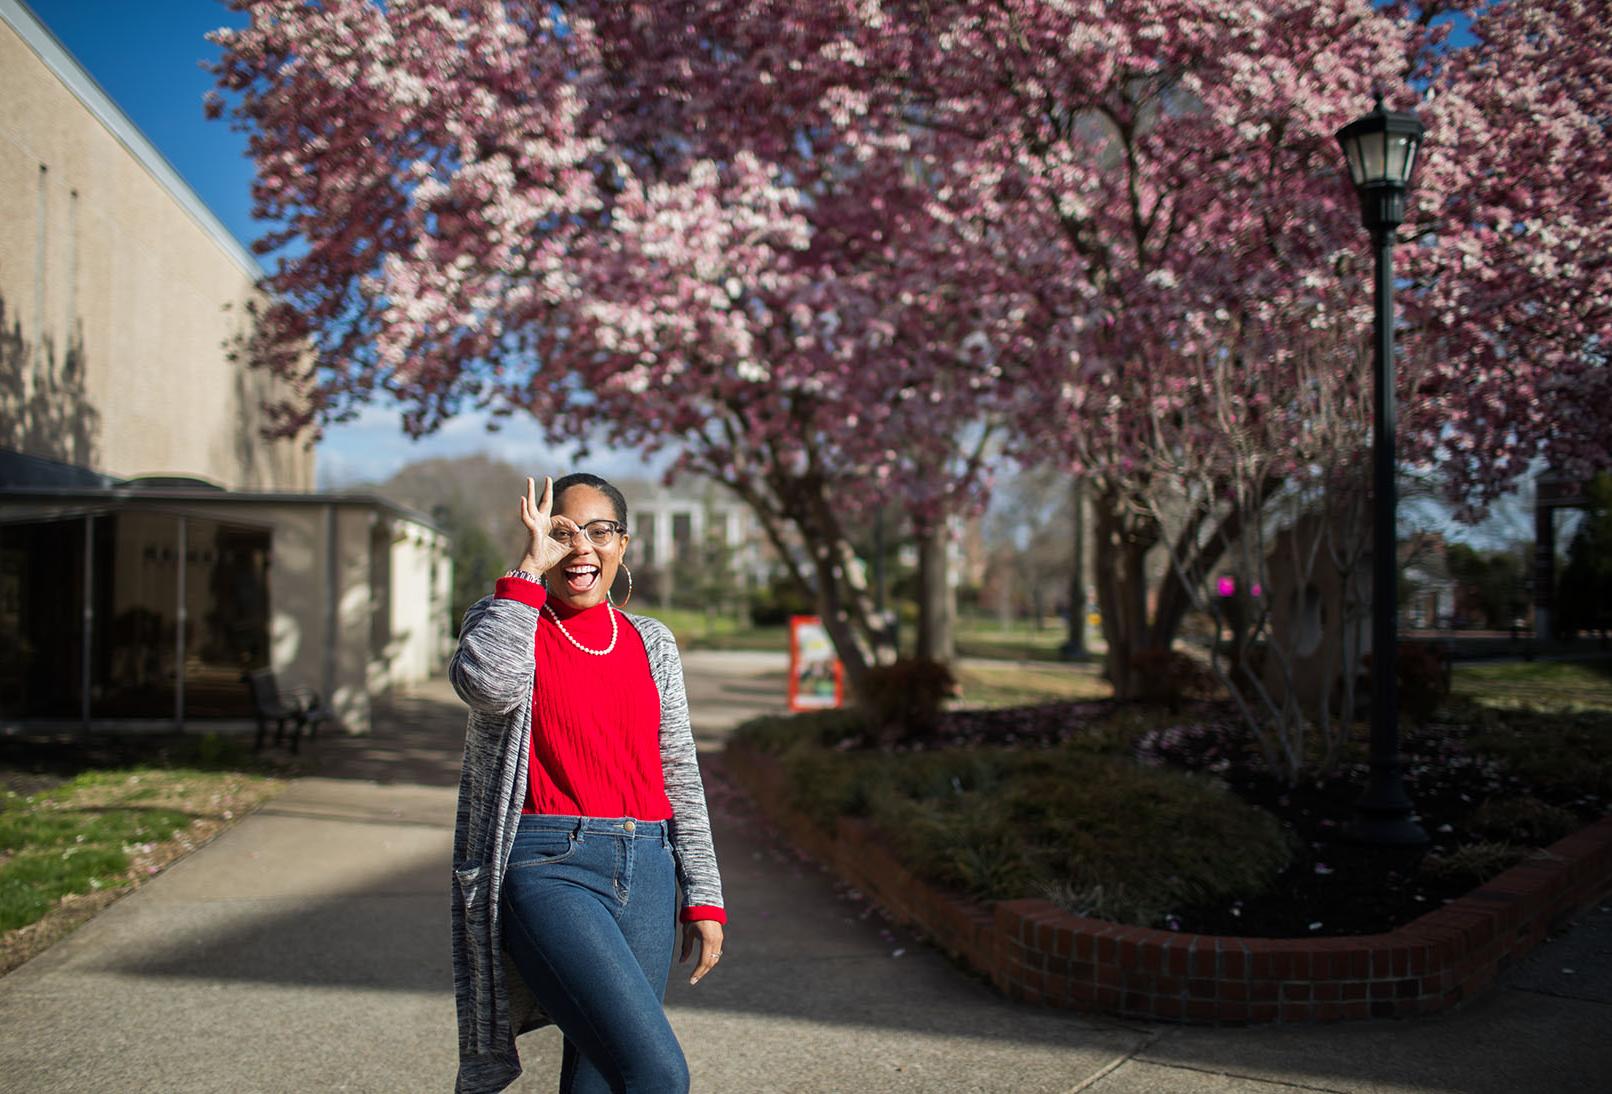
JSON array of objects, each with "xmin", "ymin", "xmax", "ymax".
[{"xmin": 495, "ymin": 576, "xmax": 725, "ymax": 924}]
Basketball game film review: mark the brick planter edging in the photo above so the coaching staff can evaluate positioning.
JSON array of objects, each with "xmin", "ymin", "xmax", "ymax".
[{"xmin": 722, "ymin": 741, "xmax": 1612, "ymax": 1024}]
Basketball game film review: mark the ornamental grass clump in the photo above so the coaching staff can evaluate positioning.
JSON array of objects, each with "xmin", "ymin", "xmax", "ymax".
[
  {"xmin": 1469, "ymin": 796, "xmax": 1579, "ymax": 847},
  {"xmin": 1462, "ymin": 703, "xmax": 1612, "ymax": 803},
  {"xmin": 1420, "ymin": 841, "xmax": 1528, "ymax": 886}
]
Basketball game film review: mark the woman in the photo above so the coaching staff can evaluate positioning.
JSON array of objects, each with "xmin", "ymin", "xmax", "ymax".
[{"xmin": 450, "ymin": 473, "xmax": 726, "ymax": 1094}]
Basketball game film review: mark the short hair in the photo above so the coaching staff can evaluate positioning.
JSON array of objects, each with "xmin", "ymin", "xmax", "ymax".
[{"xmin": 552, "ymin": 472, "xmax": 628, "ymax": 529}]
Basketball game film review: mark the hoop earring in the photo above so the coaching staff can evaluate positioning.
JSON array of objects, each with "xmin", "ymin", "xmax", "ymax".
[{"xmin": 611, "ymin": 563, "xmax": 633, "ymax": 610}]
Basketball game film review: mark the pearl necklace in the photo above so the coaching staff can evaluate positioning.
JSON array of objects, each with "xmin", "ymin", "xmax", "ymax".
[{"xmin": 543, "ymin": 601, "xmax": 618, "ymax": 656}]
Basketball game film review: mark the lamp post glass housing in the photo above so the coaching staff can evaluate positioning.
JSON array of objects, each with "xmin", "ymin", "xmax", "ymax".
[
  {"xmin": 1337, "ymin": 97, "xmax": 1425, "ymax": 230},
  {"xmin": 1336, "ymin": 96, "xmax": 1429, "ymax": 846}
]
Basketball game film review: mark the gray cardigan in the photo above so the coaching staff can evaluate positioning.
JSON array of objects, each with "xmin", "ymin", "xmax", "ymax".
[{"xmin": 449, "ymin": 587, "xmax": 724, "ymax": 1094}]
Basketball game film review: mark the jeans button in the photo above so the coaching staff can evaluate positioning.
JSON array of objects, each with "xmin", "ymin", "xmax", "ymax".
[{"xmin": 624, "ymin": 820, "xmax": 636, "ymax": 832}]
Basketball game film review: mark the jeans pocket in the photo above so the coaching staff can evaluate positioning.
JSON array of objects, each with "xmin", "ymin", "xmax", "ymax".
[{"xmin": 508, "ymin": 830, "xmax": 579, "ymax": 870}]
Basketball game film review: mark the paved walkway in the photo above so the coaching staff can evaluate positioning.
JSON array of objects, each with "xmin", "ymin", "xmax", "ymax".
[{"xmin": 0, "ymin": 654, "xmax": 1608, "ymax": 1092}]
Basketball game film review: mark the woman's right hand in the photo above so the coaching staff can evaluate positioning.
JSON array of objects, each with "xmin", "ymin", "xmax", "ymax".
[{"xmin": 517, "ymin": 476, "xmax": 577, "ymax": 576}]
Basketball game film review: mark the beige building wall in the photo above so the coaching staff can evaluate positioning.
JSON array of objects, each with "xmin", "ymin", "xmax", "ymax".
[
  {"xmin": 0, "ymin": 6, "xmax": 312, "ymax": 491},
  {"xmin": 383, "ymin": 521, "xmax": 455, "ymax": 688}
]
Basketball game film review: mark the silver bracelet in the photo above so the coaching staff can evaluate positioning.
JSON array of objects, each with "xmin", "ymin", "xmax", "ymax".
[{"xmin": 504, "ymin": 568, "xmax": 544, "ymax": 584}]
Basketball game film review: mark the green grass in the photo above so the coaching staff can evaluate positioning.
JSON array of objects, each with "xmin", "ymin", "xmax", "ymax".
[
  {"xmin": 0, "ymin": 767, "xmax": 280, "ymax": 934},
  {"xmin": 953, "ymin": 661, "xmax": 1112, "ymax": 708},
  {"xmin": 953, "ymin": 617, "xmax": 1074, "ymax": 663},
  {"xmin": 649, "ymin": 608, "xmax": 790, "ymax": 651},
  {"xmin": 1452, "ymin": 657, "xmax": 1612, "ymax": 712}
]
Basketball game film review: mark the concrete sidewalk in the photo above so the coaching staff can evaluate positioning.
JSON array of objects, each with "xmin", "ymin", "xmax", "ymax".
[{"xmin": 1, "ymin": 657, "xmax": 1608, "ymax": 1092}]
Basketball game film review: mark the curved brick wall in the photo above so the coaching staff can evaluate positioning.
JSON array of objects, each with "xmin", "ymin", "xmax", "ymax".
[{"xmin": 723, "ymin": 742, "xmax": 1612, "ymax": 1024}]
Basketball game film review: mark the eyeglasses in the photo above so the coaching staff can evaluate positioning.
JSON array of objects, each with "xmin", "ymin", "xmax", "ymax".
[{"xmin": 549, "ymin": 519, "xmax": 626, "ymax": 548}]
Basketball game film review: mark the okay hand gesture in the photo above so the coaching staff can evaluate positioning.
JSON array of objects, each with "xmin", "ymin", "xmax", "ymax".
[{"xmin": 517, "ymin": 476, "xmax": 579, "ymax": 576}]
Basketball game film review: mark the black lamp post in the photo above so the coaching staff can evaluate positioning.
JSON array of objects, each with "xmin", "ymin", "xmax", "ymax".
[{"xmin": 1337, "ymin": 96, "xmax": 1429, "ymax": 845}]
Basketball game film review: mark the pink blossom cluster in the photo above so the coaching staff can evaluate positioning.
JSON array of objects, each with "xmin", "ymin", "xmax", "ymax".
[{"xmin": 207, "ymin": 0, "xmax": 1609, "ymax": 650}]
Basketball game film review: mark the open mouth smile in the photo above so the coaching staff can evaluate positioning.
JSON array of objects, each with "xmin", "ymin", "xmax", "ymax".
[{"xmin": 563, "ymin": 564, "xmax": 601, "ymax": 594}]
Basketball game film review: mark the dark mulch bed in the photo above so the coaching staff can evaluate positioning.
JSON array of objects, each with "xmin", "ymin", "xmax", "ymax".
[{"xmin": 878, "ymin": 698, "xmax": 1608, "ymax": 939}]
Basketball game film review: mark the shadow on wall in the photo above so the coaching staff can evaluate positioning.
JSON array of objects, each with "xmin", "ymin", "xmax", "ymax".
[
  {"xmin": 226, "ymin": 305, "xmax": 282, "ymax": 490},
  {"xmin": 0, "ymin": 290, "xmax": 99, "ymax": 468},
  {"xmin": 232, "ymin": 347, "xmax": 261, "ymax": 489}
]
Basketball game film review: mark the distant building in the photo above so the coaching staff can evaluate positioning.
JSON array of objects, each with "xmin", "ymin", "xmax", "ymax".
[
  {"xmin": 1400, "ymin": 531, "xmax": 1457, "ymax": 630},
  {"xmin": 613, "ymin": 476, "xmax": 769, "ymax": 609},
  {"xmin": 0, "ymin": 1, "xmax": 450, "ymax": 734}
]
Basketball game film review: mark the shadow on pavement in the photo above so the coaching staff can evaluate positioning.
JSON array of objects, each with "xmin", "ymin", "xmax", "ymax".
[
  {"xmin": 87, "ymin": 768, "xmax": 1143, "ymax": 1058},
  {"xmin": 308, "ymin": 682, "xmax": 470, "ymax": 787}
]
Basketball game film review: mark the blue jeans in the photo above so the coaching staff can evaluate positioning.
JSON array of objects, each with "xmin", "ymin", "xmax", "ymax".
[{"xmin": 502, "ymin": 814, "xmax": 688, "ymax": 1094}]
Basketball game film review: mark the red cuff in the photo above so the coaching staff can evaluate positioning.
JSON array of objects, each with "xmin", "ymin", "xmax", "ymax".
[
  {"xmin": 495, "ymin": 575, "xmax": 547, "ymax": 611},
  {"xmin": 681, "ymin": 905, "xmax": 727, "ymax": 925}
]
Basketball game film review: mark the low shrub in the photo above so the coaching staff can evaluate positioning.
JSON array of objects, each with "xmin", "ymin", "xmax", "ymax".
[
  {"xmin": 1469, "ymin": 796, "xmax": 1579, "ymax": 846},
  {"xmin": 855, "ymin": 658, "xmax": 958, "ymax": 744},
  {"xmin": 747, "ymin": 578, "xmax": 815, "ymax": 627},
  {"xmin": 1461, "ymin": 702, "xmax": 1612, "ymax": 800},
  {"xmin": 1398, "ymin": 640, "xmax": 1454, "ymax": 723},
  {"xmin": 763, "ymin": 735, "xmax": 1292, "ymax": 929},
  {"xmin": 1420, "ymin": 841, "xmax": 1527, "ymax": 885},
  {"xmin": 730, "ymin": 709, "xmax": 865, "ymax": 757},
  {"xmin": 1041, "ymin": 879, "xmax": 1165, "ymax": 930},
  {"xmin": 1125, "ymin": 648, "xmax": 1219, "ymax": 712}
]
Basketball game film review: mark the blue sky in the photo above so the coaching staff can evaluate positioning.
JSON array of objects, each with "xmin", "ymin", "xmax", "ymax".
[{"xmin": 22, "ymin": 0, "xmax": 644, "ymax": 488}]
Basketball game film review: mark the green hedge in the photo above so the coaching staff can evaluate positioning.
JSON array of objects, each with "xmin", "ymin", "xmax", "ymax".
[{"xmin": 732, "ymin": 711, "xmax": 1292, "ymax": 928}]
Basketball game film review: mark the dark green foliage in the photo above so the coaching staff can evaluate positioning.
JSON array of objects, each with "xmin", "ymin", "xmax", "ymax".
[
  {"xmin": 670, "ymin": 524, "xmax": 743, "ymax": 615},
  {"xmin": 1396, "ymin": 640, "xmax": 1453, "ymax": 723},
  {"xmin": 1445, "ymin": 542, "xmax": 1529, "ymax": 629},
  {"xmin": 856, "ymin": 658, "xmax": 958, "ymax": 743},
  {"xmin": 1557, "ymin": 474, "xmax": 1612, "ymax": 639},
  {"xmin": 747, "ymin": 575, "xmax": 816, "ymax": 626},
  {"xmin": 1461, "ymin": 701, "xmax": 1612, "ymax": 800},
  {"xmin": 1420, "ymin": 841, "xmax": 1527, "ymax": 886},
  {"xmin": 447, "ymin": 517, "xmax": 508, "ymax": 637},
  {"xmin": 733, "ymin": 710, "xmax": 1292, "ymax": 928},
  {"xmin": 731, "ymin": 709, "xmax": 865, "ymax": 755},
  {"xmin": 1123, "ymin": 648, "xmax": 1219, "ymax": 712},
  {"xmin": 1469, "ymin": 796, "xmax": 1579, "ymax": 846}
]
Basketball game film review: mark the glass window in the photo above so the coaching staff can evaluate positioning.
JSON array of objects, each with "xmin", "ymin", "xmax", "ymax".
[
  {"xmin": 184, "ymin": 518, "xmax": 271, "ymax": 717},
  {"xmin": 91, "ymin": 512, "xmax": 178, "ymax": 718},
  {"xmin": 0, "ymin": 517, "xmax": 87, "ymax": 719},
  {"xmin": 672, "ymin": 511, "xmax": 692, "ymax": 562}
]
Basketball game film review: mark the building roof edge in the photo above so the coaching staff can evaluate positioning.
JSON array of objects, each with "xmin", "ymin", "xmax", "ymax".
[
  {"xmin": 0, "ymin": 484, "xmax": 448, "ymax": 534},
  {"xmin": 1, "ymin": 0, "xmax": 265, "ymax": 281}
]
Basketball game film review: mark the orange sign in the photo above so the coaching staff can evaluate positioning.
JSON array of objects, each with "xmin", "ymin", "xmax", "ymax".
[{"xmin": 788, "ymin": 615, "xmax": 844, "ymax": 711}]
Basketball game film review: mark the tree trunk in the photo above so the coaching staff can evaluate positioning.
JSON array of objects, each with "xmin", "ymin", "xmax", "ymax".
[
  {"xmin": 1092, "ymin": 485, "xmax": 1156, "ymax": 699},
  {"xmin": 726, "ymin": 476, "xmax": 875, "ymax": 687},
  {"xmin": 916, "ymin": 521, "xmax": 955, "ymax": 662},
  {"xmin": 1149, "ymin": 498, "xmax": 1244, "ymax": 651},
  {"xmin": 803, "ymin": 533, "xmax": 875, "ymax": 691}
]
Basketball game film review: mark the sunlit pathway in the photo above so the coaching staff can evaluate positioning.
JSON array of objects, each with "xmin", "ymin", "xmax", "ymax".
[{"xmin": 0, "ymin": 660, "xmax": 1606, "ymax": 1092}]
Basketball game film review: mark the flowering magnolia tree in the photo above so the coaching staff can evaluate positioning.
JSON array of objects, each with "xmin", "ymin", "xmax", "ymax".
[
  {"xmin": 208, "ymin": 0, "xmax": 1032, "ymax": 683},
  {"xmin": 211, "ymin": 0, "xmax": 1609, "ymax": 700},
  {"xmin": 855, "ymin": 0, "xmax": 1611, "ymax": 697}
]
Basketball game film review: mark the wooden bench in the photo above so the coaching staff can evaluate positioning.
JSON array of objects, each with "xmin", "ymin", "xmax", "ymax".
[{"xmin": 243, "ymin": 669, "xmax": 333, "ymax": 753}]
